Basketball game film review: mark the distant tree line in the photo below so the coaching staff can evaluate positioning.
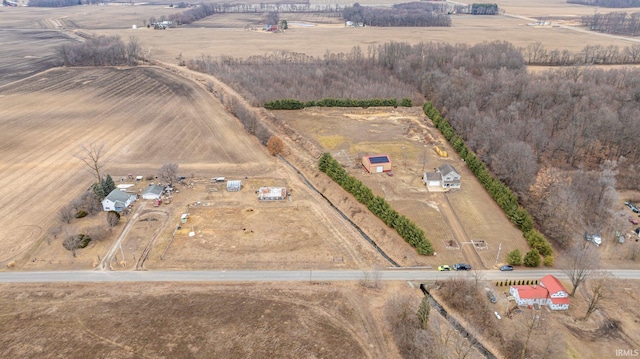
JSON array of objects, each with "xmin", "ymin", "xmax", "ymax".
[
  {"xmin": 522, "ymin": 41, "xmax": 640, "ymax": 65},
  {"xmin": 186, "ymin": 49, "xmax": 422, "ymax": 107},
  {"xmin": 319, "ymin": 153, "xmax": 434, "ymax": 255},
  {"xmin": 568, "ymin": 0, "xmax": 640, "ymax": 7},
  {"xmin": 28, "ymin": 0, "xmax": 102, "ymax": 6},
  {"xmin": 581, "ymin": 12, "xmax": 640, "ymax": 36},
  {"xmin": 57, "ymin": 36, "xmax": 141, "ymax": 66},
  {"xmin": 264, "ymin": 98, "xmax": 411, "ymax": 109},
  {"xmin": 342, "ymin": 2, "xmax": 451, "ymax": 27},
  {"xmin": 470, "ymin": 3, "xmax": 499, "ymax": 15}
]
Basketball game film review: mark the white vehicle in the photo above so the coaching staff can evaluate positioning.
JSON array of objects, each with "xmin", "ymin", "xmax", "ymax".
[{"xmin": 584, "ymin": 233, "xmax": 602, "ymax": 247}]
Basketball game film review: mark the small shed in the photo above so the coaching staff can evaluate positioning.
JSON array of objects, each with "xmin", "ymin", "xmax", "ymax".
[
  {"xmin": 142, "ymin": 184, "xmax": 164, "ymax": 200},
  {"xmin": 227, "ymin": 180, "xmax": 242, "ymax": 192},
  {"xmin": 362, "ymin": 155, "xmax": 392, "ymax": 173},
  {"xmin": 180, "ymin": 213, "xmax": 188, "ymax": 223},
  {"xmin": 258, "ymin": 187, "xmax": 287, "ymax": 201},
  {"xmin": 135, "ymin": 175, "xmax": 144, "ymax": 182}
]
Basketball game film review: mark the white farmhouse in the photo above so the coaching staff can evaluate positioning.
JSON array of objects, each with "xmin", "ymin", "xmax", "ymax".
[
  {"xmin": 423, "ymin": 163, "xmax": 462, "ymax": 190},
  {"xmin": 102, "ymin": 189, "xmax": 136, "ymax": 212}
]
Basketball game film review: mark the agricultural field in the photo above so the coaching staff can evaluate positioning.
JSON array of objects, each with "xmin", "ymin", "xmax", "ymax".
[
  {"xmin": 0, "ymin": 281, "xmax": 406, "ymax": 358},
  {"xmin": 0, "ymin": 66, "xmax": 275, "ymax": 268}
]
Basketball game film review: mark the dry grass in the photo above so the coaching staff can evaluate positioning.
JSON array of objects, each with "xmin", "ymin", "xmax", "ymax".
[{"xmin": 0, "ymin": 281, "xmax": 396, "ymax": 359}]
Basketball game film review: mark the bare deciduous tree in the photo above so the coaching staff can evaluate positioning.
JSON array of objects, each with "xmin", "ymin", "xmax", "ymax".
[
  {"xmin": 360, "ymin": 264, "xmax": 382, "ymax": 289},
  {"xmin": 583, "ymin": 271, "xmax": 612, "ymax": 321},
  {"xmin": 562, "ymin": 242, "xmax": 600, "ymax": 296},
  {"xmin": 266, "ymin": 136, "xmax": 285, "ymax": 156},
  {"xmin": 157, "ymin": 163, "xmax": 179, "ymax": 186},
  {"xmin": 58, "ymin": 205, "xmax": 74, "ymax": 224},
  {"xmin": 85, "ymin": 225, "xmax": 109, "ymax": 242},
  {"xmin": 76, "ymin": 143, "xmax": 107, "ymax": 184},
  {"xmin": 107, "ymin": 211, "xmax": 120, "ymax": 227}
]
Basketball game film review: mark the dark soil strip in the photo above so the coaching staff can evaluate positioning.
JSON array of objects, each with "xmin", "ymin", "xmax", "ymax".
[
  {"xmin": 420, "ymin": 284, "xmax": 498, "ymax": 359},
  {"xmin": 278, "ymin": 155, "xmax": 400, "ymax": 267}
]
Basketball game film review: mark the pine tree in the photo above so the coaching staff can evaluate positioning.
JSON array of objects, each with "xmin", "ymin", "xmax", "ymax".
[
  {"xmin": 93, "ymin": 182, "xmax": 105, "ymax": 199},
  {"xmin": 102, "ymin": 174, "xmax": 116, "ymax": 195}
]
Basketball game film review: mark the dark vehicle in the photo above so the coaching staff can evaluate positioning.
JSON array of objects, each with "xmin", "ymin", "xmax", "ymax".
[
  {"xmin": 499, "ymin": 265, "xmax": 514, "ymax": 271},
  {"xmin": 487, "ymin": 291, "xmax": 497, "ymax": 303},
  {"xmin": 625, "ymin": 201, "xmax": 640, "ymax": 213},
  {"xmin": 453, "ymin": 263, "xmax": 472, "ymax": 271}
]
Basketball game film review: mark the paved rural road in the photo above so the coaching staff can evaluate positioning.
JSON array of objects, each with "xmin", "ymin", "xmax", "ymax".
[{"xmin": 1, "ymin": 269, "xmax": 639, "ymax": 283}]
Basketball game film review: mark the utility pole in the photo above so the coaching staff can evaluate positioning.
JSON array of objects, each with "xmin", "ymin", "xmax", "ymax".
[{"xmin": 495, "ymin": 243, "xmax": 502, "ymax": 265}]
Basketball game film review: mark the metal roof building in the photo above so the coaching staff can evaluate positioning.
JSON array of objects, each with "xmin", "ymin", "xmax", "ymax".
[
  {"xmin": 257, "ymin": 187, "xmax": 287, "ymax": 201},
  {"xmin": 227, "ymin": 180, "xmax": 242, "ymax": 192},
  {"xmin": 362, "ymin": 154, "xmax": 392, "ymax": 173}
]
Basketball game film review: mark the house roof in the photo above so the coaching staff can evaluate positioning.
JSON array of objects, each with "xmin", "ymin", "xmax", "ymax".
[
  {"xmin": 366, "ymin": 155, "xmax": 390, "ymax": 164},
  {"xmin": 424, "ymin": 172, "xmax": 441, "ymax": 181},
  {"xmin": 512, "ymin": 285, "xmax": 549, "ymax": 299},
  {"xmin": 105, "ymin": 189, "xmax": 134, "ymax": 203},
  {"xmin": 540, "ymin": 275, "xmax": 568, "ymax": 295},
  {"xmin": 142, "ymin": 184, "xmax": 164, "ymax": 196},
  {"xmin": 549, "ymin": 296, "xmax": 570, "ymax": 305},
  {"xmin": 438, "ymin": 163, "xmax": 459, "ymax": 176}
]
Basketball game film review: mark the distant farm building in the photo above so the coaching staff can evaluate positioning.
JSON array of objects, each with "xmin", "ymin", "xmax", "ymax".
[
  {"xmin": 423, "ymin": 163, "xmax": 461, "ymax": 190},
  {"xmin": 362, "ymin": 155, "xmax": 392, "ymax": 173},
  {"xmin": 257, "ymin": 187, "xmax": 287, "ymax": 201},
  {"xmin": 227, "ymin": 180, "xmax": 242, "ymax": 192},
  {"xmin": 102, "ymin": 189, "xmax": 136, "ymax": 212},
  {"xmin": 142, "ymin": 184, "xmax": 164, "ymax": 200}
]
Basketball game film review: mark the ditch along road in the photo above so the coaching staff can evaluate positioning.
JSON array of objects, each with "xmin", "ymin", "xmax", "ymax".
[{"xmin": 1, "ymin": 269, "xmax": 639, "ymax": 283}]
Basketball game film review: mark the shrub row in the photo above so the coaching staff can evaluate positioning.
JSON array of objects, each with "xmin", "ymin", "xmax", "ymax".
[
  {"xmin": 495, "ymin": 280, "xmax": 539, "ymax": 287},
  {"xmin": 264, "ymin": 97, "xmax": 412, "ymax": 110},
  {"xmin": 319, "ymin": 153, "xmax": 434, "ymax": 255},
  {"xmin": 423, "ymin": 102, "xmax": 553, "ymax": 260}
]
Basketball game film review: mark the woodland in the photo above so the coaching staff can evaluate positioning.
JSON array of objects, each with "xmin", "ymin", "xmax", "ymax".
[{"xmin": 187, "ymin": 40, "xmax": 640, "ymax": 249}]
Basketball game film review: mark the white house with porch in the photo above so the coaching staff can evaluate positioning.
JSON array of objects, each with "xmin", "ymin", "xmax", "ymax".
[
  {"xmin": 423, "ymin": 163, "xmax": 462, "ymax": 190},
  {"xmin": 102, "ymin": 189, "xmax": 136, "ymax": 212}
]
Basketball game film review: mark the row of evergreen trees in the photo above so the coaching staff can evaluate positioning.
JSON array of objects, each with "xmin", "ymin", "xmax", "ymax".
[
  {"xmin": 264, "ymin": 98, "xmax": 412, "ymax": 110},
  {"xmin": 423, "ymin": 103, "xmax": 553, "ymax": 263},
  {"xmin": 319, "ymin": 153, "xmax": 434, "ymax": 255}
]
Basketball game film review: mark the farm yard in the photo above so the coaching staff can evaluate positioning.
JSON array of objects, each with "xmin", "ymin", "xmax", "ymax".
[
  {"xmin": 0, "ymin": 66, "xmax": 273, "ymax": 268},
  {"xmin": 274, "ymin": 107, "xmax": 528, "ymax": 269}
]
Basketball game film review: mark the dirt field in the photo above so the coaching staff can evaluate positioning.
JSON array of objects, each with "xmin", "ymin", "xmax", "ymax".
[
  {"xmin": 0, "ymin": 281, "xmax": 412, "ymax": 358},
  {"xmin": 274, "ymin": 107, "xmax": 528, "ymax": 270}
]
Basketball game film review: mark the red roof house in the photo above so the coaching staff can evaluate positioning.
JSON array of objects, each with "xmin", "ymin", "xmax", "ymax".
[{"xmin": 509, "ymin": 275, "xmax": 570, "ymax": 311}]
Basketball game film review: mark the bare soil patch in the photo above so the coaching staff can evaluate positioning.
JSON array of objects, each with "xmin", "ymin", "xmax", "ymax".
[
  {"xmin": 0, "ymin": 281, "xmax": 400, "ymax": 359},
  {"xmin": 275, "ymin": 107, "xmax": 527, "ymax": 269}
]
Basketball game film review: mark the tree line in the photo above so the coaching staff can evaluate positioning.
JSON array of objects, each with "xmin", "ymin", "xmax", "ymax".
[
  {"xmin": 581, "ymin": 12, "xmax": 640, "ymax": 36},
  {"xmin": 523, "ymin": 41, "xmax": 640, "ymax": 65},
  {"xmin": 568, "ymin": 0, "xmax": 640, "ymax": 7},
  {"xmin": 28, "ymin": 0, "xmax": 101, "ymax": 7},
  {"xmin": 57, "ymin": 36, "xmax": 141, "ymax": 66},
  {"xmin": 319, "ymin": 153, "xmax": 434, "ymax": 255},
  {"xmin": 342, "ymin": 3, "xmax": 451, "ymax": 27},
  {"xmin": 264, "ymin": 98, "xmax": 411, "ymax": 109}
]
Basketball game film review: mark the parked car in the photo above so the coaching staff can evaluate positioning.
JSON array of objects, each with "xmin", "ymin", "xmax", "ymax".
[
  {"xmin": 487, "ymin": 291, "xmax": 497, "ymax": 303},
  {"xmin": 453, "ymin": 263, "xmax": 472, "ymax": 271},
  {"xmin": 499, "ymin": 265, "xmax": 514, "ymax": 271},
  {"xmin": 584, "ymin": 232, "xmax": 602, "ymax": 246},
  {"xmin": 438, "ymin": 265, "xmax": 451, "ymax": 271},
  {"xmin": 630, "ymin": 217, "xmax": 639, "ymax": 225},
  {"xmin": 625, "ymin": 201, "xmax": 640, "ymax": 213}
]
